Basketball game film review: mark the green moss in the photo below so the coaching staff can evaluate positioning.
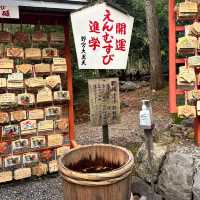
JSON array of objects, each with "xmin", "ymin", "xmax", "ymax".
[{"xmin": 171, "ymin": 113, "xmax": 184, "ymax": 124}]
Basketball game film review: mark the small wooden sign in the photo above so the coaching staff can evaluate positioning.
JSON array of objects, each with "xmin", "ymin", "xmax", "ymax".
[
  {"xmin": 178, "ymin": 67, "xmax": 196, "ymax": 83},
  {"xmin": 178, "ymin": 105, "xmax": 196, "ymax": 118},
  {"xmin": 53, "ymin": 57, "xmax": 66, "ymax": 65},
  {"xmin": 14, "ymin": 32, "xmax": 30, "ymax": 46},
  {"xmin": 45, "ymin": 106, "xmax": 61, "ymax": 119},
  {"xmin": 46, "ymin": 75, "xmax": 61, "ymax": 89},
  {"xmin": 38, "ymin": 120, "xmax": 54, "ymax": 132},
  {"xmin": 32, "ymin": 32, "xmax": 48, "ymax": 43},
  {"xmin": 88, "ymin": 78, "xmax": 120, "ymax": 126},
  {"xmin": 4, "ymin": 155, "xmax": 21, "ymax": 168},
  {"xmin": 0, "ymin": 69, "xmax": 12, "ymax": 74},
  {"xmin": 0, "ymin": 78, "xmax": 7, "ymax": 88},
  {"xmin": 16, "ymin": 64, "xmax": 32, "ymax": 74},
  {"xmin": 11, "ymin": 110, "xmax": 27, "ymax": 122},
  {"xmin": 25, "ymin": 77, "xmax": 45, "ymax": 88},
  {"xmin": 31, "ymin": 136, "xmax": 46, "ymax": 149},
  {"xmin": 0, "ymin": 93, "xmax": 16, "ymax": 106},
  {"xmin": 179, "ymin": 2, "xmax": 198, "ymax": 14},
  {"xmin": 177, "ymin": 36, "xmax": 197, "ymax": 52},
  {"xmin": 0, "ymin": 171, "xmax": 12, "ymax": 183},
  {"xmin": 28, "ymin": 109, "xmax": 44, "ymax": 120},
  {"xmin": 12, "ymin": 139, "xmax": 29, "ymax": 152},
  {"xmin": 20, "ymin": 120, "xmax": 37, "ymax": 135},
  {"xmin": 0, "ymin": 112, "xmax": 9, "ymax": 124},
  {"xmin": 2, "ymin": 124, "xmax": 20, "ymax": 137},
  {"xmin": 22, "ymin": 152, "xmax": 39, "ymax": 164},
  {"xmin": 17, "ymin": 93, "xmax": 35, "ymax": 106},
  {"xmin": 54, "ymin": 91, "xmax": 70, "ymax": 101},
  {"xmin": 55, "ymin": 118, "xmax": 69, "ymax": 132},
  {"xmin": 34, "ymin": 63, "xmax": 51, "ymax": 73},
  {"xmin": 48, "ymin": 134, "xmax": 63, "ymax": 147},
  {"xmin": 25, "ymin": 48, "xmax": 41, "ymax": 60},
  {"xmin": 37, "ymin": 87, "xmax": 53, "ymax": 103},
  {"xmin": 42, "ymin": 48, "xmax": 58, "ymax": 59},
  {"xmin": 8, "ymin": 73, "xmax": 23, "ymax": 83},
  {"xmin": 6, "ymin": 48, "xmax": 24, "ymax": 58},
  {"xmin": 7, "ymin": 73, "xmax": 24, "ymax": 88},
  {"xmin": 50, "ymin": 32, "xmax": 65, "ymax": 44},
  {"xmin": 14, "ymin": 168, "xmax": 31, "ymax": 180},
  {"xmin": 52, "ymin": 57, "xmax": 67, "ymax": 72},
  {"xmin": 52, "ymin": 64, "xmax": 67, "ymax": 73},
  {"xmin": 188, "ymin": 55, "xmax": 200, "ymax": 67},
  {"xmin": 0, "ymin": 58, "xmax": 14, "ymax": 69},
  {"xmin": 0, "ymin": 31, "xmax": 12, "ymax": 43}
]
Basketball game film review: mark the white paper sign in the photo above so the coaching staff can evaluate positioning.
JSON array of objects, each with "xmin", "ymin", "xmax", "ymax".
[
  {"xmin": 0, "ymin": 3, "xmax": 19, "ymax": 19},
  {"xmin": 71, "ymin": 3, "xmax": 134, "ymax": 69}
]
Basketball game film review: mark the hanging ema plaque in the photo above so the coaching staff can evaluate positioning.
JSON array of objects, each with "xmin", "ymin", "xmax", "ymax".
[{"xmin": 88, "ymin": 78, "xmax": 120, "ymax": 126}]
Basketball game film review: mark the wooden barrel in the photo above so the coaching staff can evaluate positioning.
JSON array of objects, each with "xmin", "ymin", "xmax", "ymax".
[{"xmin": 59, "ymin": 144, "xmax": 134, "ymax": 200}]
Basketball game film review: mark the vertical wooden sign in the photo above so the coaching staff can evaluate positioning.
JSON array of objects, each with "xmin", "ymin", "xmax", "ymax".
[{"xmin": 88, "ymin": 78, "xmax": 120, "ymax": 127}]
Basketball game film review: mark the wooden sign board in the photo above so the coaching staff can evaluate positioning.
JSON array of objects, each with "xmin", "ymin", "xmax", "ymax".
[
  {"xmin": 71, "ymin": 2, "xmax": 134, "ymax": 69},
  {"xmin": 88, "ymin": 78, "xmax": 120, "ymax": 126}
]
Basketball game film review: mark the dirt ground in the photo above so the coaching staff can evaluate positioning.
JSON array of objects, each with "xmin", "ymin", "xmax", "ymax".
[{"xmin": 0, "ymin": 86, "xmax": 170, "ymax": 200}]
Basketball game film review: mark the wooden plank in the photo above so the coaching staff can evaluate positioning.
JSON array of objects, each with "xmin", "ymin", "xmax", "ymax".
[{"xmin": 64, "ymin": 20, "xmax": 75, "ymax": 146}]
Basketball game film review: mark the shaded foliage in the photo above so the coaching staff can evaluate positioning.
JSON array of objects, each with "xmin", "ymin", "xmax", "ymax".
[{"xmin": 111, "ymin": 0, "xmax": 168, "ymax": 71}]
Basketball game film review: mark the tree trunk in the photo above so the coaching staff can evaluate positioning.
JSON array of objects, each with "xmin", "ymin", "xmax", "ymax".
[{"xmin": 145, "ymin": 0, "xmax": 163, "ymax": 90}]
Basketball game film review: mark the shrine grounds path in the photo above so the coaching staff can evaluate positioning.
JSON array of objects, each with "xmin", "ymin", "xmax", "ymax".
[{"xmin": 0, "ymin": 86, "xmax": 170, "ymax": 200}]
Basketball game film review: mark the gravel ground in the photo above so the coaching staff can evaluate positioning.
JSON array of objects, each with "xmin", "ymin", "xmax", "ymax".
[{"xmin": 0, "ymin": 87, "xmax": 170, "ymax": 200}]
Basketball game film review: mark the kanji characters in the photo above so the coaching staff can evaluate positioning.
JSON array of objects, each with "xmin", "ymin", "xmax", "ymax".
[
  {"xmin": 81, "ymin": 36, "xmax": 87, "ymax": 66},
  {"xmin": 116, "ymin": 39, "xmax": 126, "ymax": 51},
  {"xmin": 89, "ymin": 37, "xmax": 100, "ymax": 50},
  {"xmin": 2, "ymin": 10, "xmax": 10, "ymax": 17},
  {"xmin": 87, "ymin": 8, "xmax": 129, "ymax": 67},
  {"xmin": 89, "ymin": 21, "xmax": 100, "ymax": 33},
  {"xmin": 116, "ymin": 23, "xmax": 127, "ymax": 35},
  {"xmin": 103, "ymin": 54, "xmax": 114, "ymax": 65}
]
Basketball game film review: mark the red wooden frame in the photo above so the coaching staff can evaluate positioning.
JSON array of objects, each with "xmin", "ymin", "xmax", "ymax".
[
  {"xmin": 168, "ymin": 0, "xmax": 200, "ymax": 145},
  {"xmin": 1, "ymin": 11, "xmax": 75, "ymax": 148}
]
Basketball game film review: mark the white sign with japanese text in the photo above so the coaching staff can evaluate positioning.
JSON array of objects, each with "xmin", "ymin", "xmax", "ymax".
[
  {"xmin": 0, "ymin": 1, "xmax": 19, "ymax": 19},
  {"xmin": 71, "ymin": 3, "xmax": 134, "ymax": 69}
]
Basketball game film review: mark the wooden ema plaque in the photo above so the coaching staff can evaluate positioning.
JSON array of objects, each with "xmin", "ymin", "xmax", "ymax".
[
  {"xmin": 35, "ymin": 63, "xmax": 51, "ymax": 73},
  {"xmin": 14, "ymin": 168, "xmax": 31, "ymax": 180},
  {"xmin": 42, "ymin": 48, "xmax": 58, "ymax": 59},
  {"xmin": 6, "ymin": 48, "xmax": 24, "ymax": 58},
  {"xmin": 179, "ymin": 2, "xmax": 198, "ymax": 14},
  {"xmin": 0, "ymin": 23, "xmax": 72, "ymax": 184},
  {"xmin": 32, "ymin": 31, "xmax": 48, "ymax": 43},
  {"xmin": 16, "ymin": 64, "xmax": 32, "ymax": 74},
  {"xmin": 25, "ymin": 48, "xmax": 41, "ymax": 60},
  {"xmin": 52, "ymin": 57, "xmax": 67, "ymax": 72},
  {"xmin": 88, "ymin": 78, "xmax": 120, "ymax": 126},
  {"xmin": 0, "ymin": 58, "xmax": 14, "ymax": 69},
  {"xmin": 0, "ymin": 31, "xmax": 12, "ymax": 43},
  {"xmin": 0, "ymin": 171, "xmax": 12, "ymax": 183}
]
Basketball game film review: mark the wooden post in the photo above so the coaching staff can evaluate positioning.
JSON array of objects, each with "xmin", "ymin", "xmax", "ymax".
[
  {"xmin": 194, "ymin": 118, "xmax": 200, "ymax": 146},
  {"xmin": 168, "ymin": 0, "xmax": 177, "ymax": 113},
  {"xmin": 64, "ymin": 18, "xmax": 75, "ymax": 146},
  {"xmin": 103, "ymin": 124, "xmax": 109, "ymax": 144}
]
